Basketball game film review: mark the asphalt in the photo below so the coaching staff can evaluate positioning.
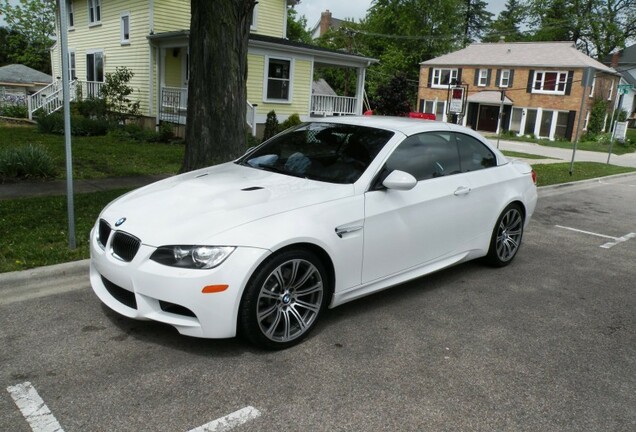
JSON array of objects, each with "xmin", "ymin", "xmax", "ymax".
[{"xmin": 0, "ymin": 138, "xmax": 635, "ymax": 287}]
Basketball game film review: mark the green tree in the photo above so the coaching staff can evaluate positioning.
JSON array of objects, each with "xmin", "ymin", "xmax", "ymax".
[
  {"xmin": 482, "ymin": 0, "xmax": 528, "ymax": 42},
  {"xmin": 100, "ymin": 67, "xmax": 141, "ymax": 123},
  {"xmin": 372, "ymin": 73, "xmax": 412, "ymax": 116},
  {"xmin": 182, "ymin": 0, "xmax": 256, "ymax": 172},
  {"xmin": 460, "ymin": 0, "xmax": 494, "ymax": 45},
  {"xmin": 286, "ymin": 7, "xmax": 312, "ymax": 44},
  {"xmin": 0, "ymin": 0, "xmax": 55, "ymax": 73}
]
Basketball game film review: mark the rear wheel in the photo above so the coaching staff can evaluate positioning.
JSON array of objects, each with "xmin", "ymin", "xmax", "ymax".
[
  {"xmin": 239, "ymin": 249, "xmax": 328, "ymax": 350},
  {"xmin": 486, "ymin": 203, "xmax": 524, "ymax": 267}
]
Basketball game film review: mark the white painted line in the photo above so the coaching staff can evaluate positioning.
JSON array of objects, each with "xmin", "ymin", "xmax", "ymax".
[
  {"xmin": 6, "ymin": 382, "xmax": 64, "ymax": 432},
  {"xmin": 187, "ymin": 406, "xmax": 261, "ymax": 432},
  {"xmin": 555, "ymin": 225, "xmax": 617, "ymax": 240},
  {"xmin": 601, "ymin": 232, "xmax": 636, "ymax": 249}
]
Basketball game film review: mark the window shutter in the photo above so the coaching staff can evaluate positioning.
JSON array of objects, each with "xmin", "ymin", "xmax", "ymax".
[
  {"xmin": 474, "ymin": 68, "xmax": 479, "ymax": 86},
  {"xmin": 486, "ymin": 69, "xmax": 492, "ymax": 87},
  {"xmin": 565, "ymin": 70, "xmax": 574, "ymax": 95},
  {"xmin": 565, "ymin": 110, "xmax": 576, "ymax": 140},
  {"xmin": 526, "ymin": 70, "xmax": 534, "ymax": 93},
  {"xmin": 419, "ymin": 99, "xmax": 425, "ymax": 113},
  {"xmin": 457, "ymin": 68, "xmax": 462, "ymax": 84},
  {"xmin": 496, "ymin": 69, "xmax": 501, "ymax": 87},
  {"xmin": 428, "ymin": 67, "xmax": 433, "ymax": 88},
  {"xmin": 509, "ymin": 69, "xmax": 515, "ymax": 87}
]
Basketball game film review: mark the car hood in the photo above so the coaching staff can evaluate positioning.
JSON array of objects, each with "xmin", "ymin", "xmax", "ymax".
[{"xmin": 100, "ymin": 162, "xmax": 355, "ymax": 246}]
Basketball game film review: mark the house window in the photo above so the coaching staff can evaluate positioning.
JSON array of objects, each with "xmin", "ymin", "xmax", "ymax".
[
  {"xmin": 478, "ymin": 69, "xmax": 488, "ymax": 87},
  {"xmin": 432, "ymin": 68, "xmax": 458, "ymax": 88},
  {"xmin": 86, "ymin": 51, "xmax": 104, "ymax": 82},
  {"xmin": 67, "ymin": 0, "xmax": 74, "ymax": 28},
  {"xmin": 500, "ymin": 69, "xmax": 511, "ymax": 87},
  {"xmin": 120, "ymin": 12, "xmax": 130, "ymax": 44},
  {"xmin": 533, "ymin": 71, "xmax": 568, "ymax": 94},
  {"xmin": 265, "ymin": 57, "xmax": 291, "ymax": 101},
  {"xmin": 88, "ymin": 0, "xmax": 101, "ymax": 25},
  {"xmin": 69, "ymin": 51, "xmax": 76, "ymax": 80},
  {"xmin": 423, "ymin": 101, "xmax": 435, "ymax": 114}
]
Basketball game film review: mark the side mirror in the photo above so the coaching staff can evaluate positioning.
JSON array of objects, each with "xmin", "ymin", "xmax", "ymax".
[{"xmin": 382, "ymin": 170, "xmax": 417, "ymax": 191}]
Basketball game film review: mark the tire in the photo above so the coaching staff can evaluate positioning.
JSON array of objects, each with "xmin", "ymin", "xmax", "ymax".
[
  {"xmin": 485, "ymin": 203, "xmax": 525, "ymax": 267},
  {"xmin": 239, "ymin": 249, "xmax": 329, "ymax": 350}
]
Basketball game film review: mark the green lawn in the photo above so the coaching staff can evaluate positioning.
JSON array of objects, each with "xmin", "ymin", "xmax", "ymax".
[
  {"xmin": 493, "ymin": 130, "xmax": 636, "ymax": 155},
  {"xmin": 532, "ymin": 162, "xmax": 636, "ymax": 186},
  {"xmin": 0, "ymin": 123, "xmax": 184, "ymax": 179},
  {"xmin": 0, "ymin": 188, "xmax": 131, "ymax": 273}
]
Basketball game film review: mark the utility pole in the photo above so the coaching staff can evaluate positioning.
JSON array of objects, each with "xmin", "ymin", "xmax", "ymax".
[{"xmin": 570, "ymin": 67, "xmax": 593, "ymax": 176}]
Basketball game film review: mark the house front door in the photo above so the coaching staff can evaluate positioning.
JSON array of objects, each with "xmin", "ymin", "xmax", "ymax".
[{"xmin": 477, "ymin": 105, "xmax": 499, "ymax": 132}]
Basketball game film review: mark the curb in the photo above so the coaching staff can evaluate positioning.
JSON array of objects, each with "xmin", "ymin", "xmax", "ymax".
[{"xmin": 538, "ymin": 171, "xmax": 636, "ymax": 191}]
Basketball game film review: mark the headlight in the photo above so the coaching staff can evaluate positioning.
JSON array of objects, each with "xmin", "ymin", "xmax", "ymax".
[{"xmin": 150, "ymin": 245, "xmax": 236, "ymax": 269}]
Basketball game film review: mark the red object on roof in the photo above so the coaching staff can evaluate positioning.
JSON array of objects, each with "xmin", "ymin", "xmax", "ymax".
[
  {"xmin": 363, "ymin": 110, "xmax": 374, "ymax": 116},
  {"xmin": 408, "ymin": 112, "xmax": 436, "ymax": 120}
]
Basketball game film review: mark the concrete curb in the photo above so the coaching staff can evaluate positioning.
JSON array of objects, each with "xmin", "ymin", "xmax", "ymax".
[{"xmin": 538, "ymin": 171, "xmax": 636, "ymax": 191}]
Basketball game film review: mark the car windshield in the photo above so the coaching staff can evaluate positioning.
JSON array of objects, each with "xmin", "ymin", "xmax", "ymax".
[{"xmin": 237, "ymin": 122, "xmax": 394, "ymax": 184}]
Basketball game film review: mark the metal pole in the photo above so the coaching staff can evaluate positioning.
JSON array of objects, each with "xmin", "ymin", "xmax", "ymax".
[
  {"xmin": 606, "ymin": 84, "xmax": 621, "ymax": 164},
  {"xmin": 570, "ymin": 70, "xmax": 590, "ymax": 176},
  {"xmin": 496, "ymin": 89, "xmax": 505, "ymax": 149},
  {"xmin": 58, "ymin": 0, "xmax": 76, "ymax": 249}
]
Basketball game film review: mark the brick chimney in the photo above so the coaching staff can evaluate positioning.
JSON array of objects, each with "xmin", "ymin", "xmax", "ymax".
[
  {"xmin": 319, "ymin": 10, "xmax": 332, "ymax": 37},
  {"xmin": 610, "ymin": 51, "xmax": 620, "ymax": 67}
]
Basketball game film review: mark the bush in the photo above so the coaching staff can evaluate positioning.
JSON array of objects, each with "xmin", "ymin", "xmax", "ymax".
[
  {"xmin": 158, "ymin": 122, "xmax": 175, "ymax": 143},
  {"xmin": 263, "ymin": 110, "xmax": 279, "ymax": 141},
  {"xmin": 74, "ymin": 97, "xmax": 108, "ymax": 119},
  {"xmin": 279, "ymin": 113, "xmax": 302, "ymax": 132},
  {"xmin": 36, "ymin": 112, "xmax": 109, "ymax": 136},
  {"xmin": 0, "ymin": 104, "xmax": 28, "ymax": 118},
  {"xmin": 0, "ymin": 144, "xmax": 57, "ymax": 180}
]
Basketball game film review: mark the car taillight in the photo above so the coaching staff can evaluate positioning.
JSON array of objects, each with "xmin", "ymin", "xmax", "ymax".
[{"xmin": 531, "ymin": 170, "xmax": 537, "ymax": 185}]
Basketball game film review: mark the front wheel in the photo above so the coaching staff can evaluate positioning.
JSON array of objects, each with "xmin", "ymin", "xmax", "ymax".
[
  {"xmin": 485, "ymin": 203, "xmax": 525, "ymax": 267},
  {"xmin": 239, "ymin": 249, "xmax": 328, "ymax": 350}
]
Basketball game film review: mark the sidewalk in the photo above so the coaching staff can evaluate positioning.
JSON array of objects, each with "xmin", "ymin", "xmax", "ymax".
[
  {"xmin": 490, "ymin": 138, "xmax": 636, "ymax": 168},
  {"xmin": 0, "ymin": 174, "xmax": 170, "ymax": 200}
]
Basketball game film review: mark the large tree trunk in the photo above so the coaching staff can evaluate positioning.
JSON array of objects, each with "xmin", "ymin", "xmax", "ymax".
[{"xmin": 182, "ymin": 0, "xmax": 255, "ymax": 172}]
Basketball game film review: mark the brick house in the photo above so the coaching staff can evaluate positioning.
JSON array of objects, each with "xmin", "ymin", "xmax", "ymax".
[{"xmin": 418, "ymin": 42, "xmax": 620, "ymax": 141}]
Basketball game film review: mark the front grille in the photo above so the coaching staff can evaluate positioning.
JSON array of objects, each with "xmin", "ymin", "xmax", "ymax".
[
  {"xmin": 111, "ymin": 231, "xmax": 141, "ymax": 262},
  {"xmin": 101, "ymin": 276, "xmax": 137, "ymax": 309},
  {"xmin": 159, "ymin": 301, "xmax": 197, "ymax": 318},
  {"xmin": 98, "ymin": 219, "xmax": 111, "ymax": 248}
]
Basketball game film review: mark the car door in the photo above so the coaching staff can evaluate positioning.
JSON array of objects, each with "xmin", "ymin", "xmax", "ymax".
[{"xmin": 362, "ymin": 131, "xmax": 474, "ymax": 284}]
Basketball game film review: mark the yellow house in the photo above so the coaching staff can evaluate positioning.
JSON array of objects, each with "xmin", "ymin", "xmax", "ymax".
[{"xmin": 44, "ymin": 0, "xmax": 377, "ymax": 134}]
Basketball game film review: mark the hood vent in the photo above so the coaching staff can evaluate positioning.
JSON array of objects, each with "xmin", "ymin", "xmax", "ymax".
[{"xmin": 241, "ymin": 186, "xmax": 264, "ymax": 191}]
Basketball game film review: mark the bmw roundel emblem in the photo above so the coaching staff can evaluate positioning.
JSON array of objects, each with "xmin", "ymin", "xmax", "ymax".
[{"xmin": 115, "ymin": 217, "xmax": 127, "ymax": 227}]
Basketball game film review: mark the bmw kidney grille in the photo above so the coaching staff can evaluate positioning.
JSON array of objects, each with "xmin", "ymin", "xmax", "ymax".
[{"xmin": 98, "ymin": 219, "xmax": 141, "ymax": 262}]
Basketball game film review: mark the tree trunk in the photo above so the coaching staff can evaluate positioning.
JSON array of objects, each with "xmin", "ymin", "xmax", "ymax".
[{"xmin": 182, "ymin": 0, "xmax": 255, "ymax": 172}]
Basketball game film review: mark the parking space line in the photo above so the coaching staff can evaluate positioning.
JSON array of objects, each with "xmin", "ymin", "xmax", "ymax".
[
  {"xmin": 187, "ymin": 406, "xmax": 261, "ymax": 432},
  {"xmin": 601, "ymin": 233, "xmax": 636, "ymax": 249},
  {"xmin": 555, "ymin": 225, "xmax": 616, "ymax": 240},
  {"xmin": 6, "ymin": 382, "xmax": 65, "ymax": 432}
]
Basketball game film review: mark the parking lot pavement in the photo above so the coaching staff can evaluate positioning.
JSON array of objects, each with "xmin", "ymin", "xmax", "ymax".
[{"xmin": 1, "ymin": 175, "xmax": 635, "ymax": 432}]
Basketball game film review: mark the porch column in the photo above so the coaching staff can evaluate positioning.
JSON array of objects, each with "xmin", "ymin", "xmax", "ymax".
[{"xmin": 355, "ymin": 66, "xmax": 366, "ymax": 115}]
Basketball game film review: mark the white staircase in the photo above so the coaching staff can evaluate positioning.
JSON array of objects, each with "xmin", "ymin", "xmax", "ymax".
[{"xmin": 27, "ymin": 79, "xmax": 78, "ymax": 120}]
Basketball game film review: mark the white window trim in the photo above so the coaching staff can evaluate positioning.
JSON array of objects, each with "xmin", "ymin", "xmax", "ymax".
[
  {"xmin": 120, "ymin": 12, "xmax": 131, "ymax": 45},
  {"xmin": 583, "ymin": 110, "xmax": 590, "ymax": 130},
  {"xmin": 589, "ymin": 77, "xmax": 595, "ymax": 97},
  {"xmin": 68, "ymin": 49, "xmax": 76, "ymax": 80},
  {"xmin": 431, "ymin": 68, "xmax": 458, "ymax": 89},
  {"xmin": 532, "ymin": 70, "xmax": 568, "ymax": 95},
  {"xmin": 87, "ymin": 0, "xmax": 101, "ymax": 26},
  {"xmin": 86, "ymin": 49, "xmax": 105, "ymax": 82},
  {"xmin": 263, "ymin": 56, "xmax": 294, "ymax": 104},
  {"xmin": 608, "ymin": 80, "xmax": 613, "ymax": 100},
  {"xmin": 67, "ymin": 0, "xmax": 75, "ymax": 30},
  {"xmin": 478, "ymin": 69, "xmax": 488, "ymax": 87},
  {"xmin": 499, "ymin": 69, "xmax": 510, "ymax": 88},
  {"xmin": 250, "ymin": 3, "xmax": 258, "ymax": 31}
]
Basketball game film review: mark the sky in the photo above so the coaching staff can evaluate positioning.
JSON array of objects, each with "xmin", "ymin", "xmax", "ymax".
[{"xmin": 295, "ymin": 0, "xmax": 508, "ymax": 29}]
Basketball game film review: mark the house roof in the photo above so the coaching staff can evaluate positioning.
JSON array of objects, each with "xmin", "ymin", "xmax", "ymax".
[
  {"xmin": 312, "ymin": 78, "xmax": 337, "ymax": 96},
  {"xmin": 421, "ymin": 42, "xmax": 618, "ymax": 74},
  {"xmin": 603, "ymin": 44, "xmax": 636, "ymax": 66},
  {"xmin": 147, "ymin": 31, "xmax": 378, "ymax": 66},
  {"xmin": 0, "ymin": 64, "xmax": 52, "ymax": 86}
]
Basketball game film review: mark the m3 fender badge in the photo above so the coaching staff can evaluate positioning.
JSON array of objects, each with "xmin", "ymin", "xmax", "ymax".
[{"xmin": 115, "ymin": 217, "xmax": 127, "ymax": 227}]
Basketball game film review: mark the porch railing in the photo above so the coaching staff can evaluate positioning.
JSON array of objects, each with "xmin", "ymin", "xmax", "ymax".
[
  {"xmin": 311, "ymin": 94, "xmax": 358, "ymax": 116},
  {"xmin": 27, "ymin": 80, "xmax": 104, "ymax": 119}
]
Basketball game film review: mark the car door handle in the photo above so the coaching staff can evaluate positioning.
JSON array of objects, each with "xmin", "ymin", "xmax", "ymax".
[{"xmin": 454, "ymin": 186, "xmax": 471, "ymax": 196}]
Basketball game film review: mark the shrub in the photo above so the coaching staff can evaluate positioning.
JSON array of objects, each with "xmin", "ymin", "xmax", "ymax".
[
  {"xmin": 263, "ymin": 110, "xmax": 279, "ymax": 141},
  {"xmin": 587, "ymin": 98, "xmax": 609, "ymax": 137},
  {"xmin": 100, "ymin": 66, "xmax": 141, "ymax": 123},
  {"xmin": 0, "ymin": 144, "xmax": 57, "ymax": 180},
  {"xmin": 36, "ymin": 112, "xmax": 109, "ymax": 136},
  {"xmin": 279, "ymin": 113, "xmax": 302, "ymax": 132},
  {"xmin": 0, "ymin": 103, "xmax": 28, "ymax": 118},
  {"xmin": 75, "ymin": 97, "xmax": 108, "ymax": 119},
  {"xmin": 37, "ymin": 112, "xmax": 64, "ymax": 134},
  {"xmin": 158, "ymin": 122, "xmax": 175, "ymax": 143}
]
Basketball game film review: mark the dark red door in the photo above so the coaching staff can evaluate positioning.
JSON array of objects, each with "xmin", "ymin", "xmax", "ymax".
[{"xmin": 477, "ymin": 105, "xmax": 499, "ymax": 132}]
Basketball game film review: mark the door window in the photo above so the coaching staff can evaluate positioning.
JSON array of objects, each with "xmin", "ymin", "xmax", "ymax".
[{"xmin": 385, "ymin": 132, "xmax": 460, "ymax": 181}]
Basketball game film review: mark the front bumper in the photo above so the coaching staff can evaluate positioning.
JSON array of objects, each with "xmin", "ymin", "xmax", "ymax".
[{"xmin": 89, "ymin": 226, "xmax": 270, "ymax": 338}]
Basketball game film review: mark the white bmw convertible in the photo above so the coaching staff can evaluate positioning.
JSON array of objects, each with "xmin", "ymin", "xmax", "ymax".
[{"xmin": 90, "ymin": 116, "xmax": 537, "ymax": 349}]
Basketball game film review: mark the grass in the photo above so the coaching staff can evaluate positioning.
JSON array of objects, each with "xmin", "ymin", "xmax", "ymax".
[
  {"xmin": 501, "ymin": 150, "xmax": 553, "ymax": 160},
  {"xmin": 0, "ymin": 189, "xmax": 131, "ymax": 273},
  {"xmin": 532, "ymin": 162, "xmax": 636, "ymax": 186},
  {"xmin": 0, "ymin": 123, "xmax": 184, "ymax": 180},
  {"xmin": 493, "ymin": 130, "xmax": 636, "ymax": 155}
]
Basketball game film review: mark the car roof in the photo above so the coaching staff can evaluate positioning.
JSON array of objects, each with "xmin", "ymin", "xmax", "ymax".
[{"xmin": 310, "ymin": 115, "xmax": 463, "ymax": 136}]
